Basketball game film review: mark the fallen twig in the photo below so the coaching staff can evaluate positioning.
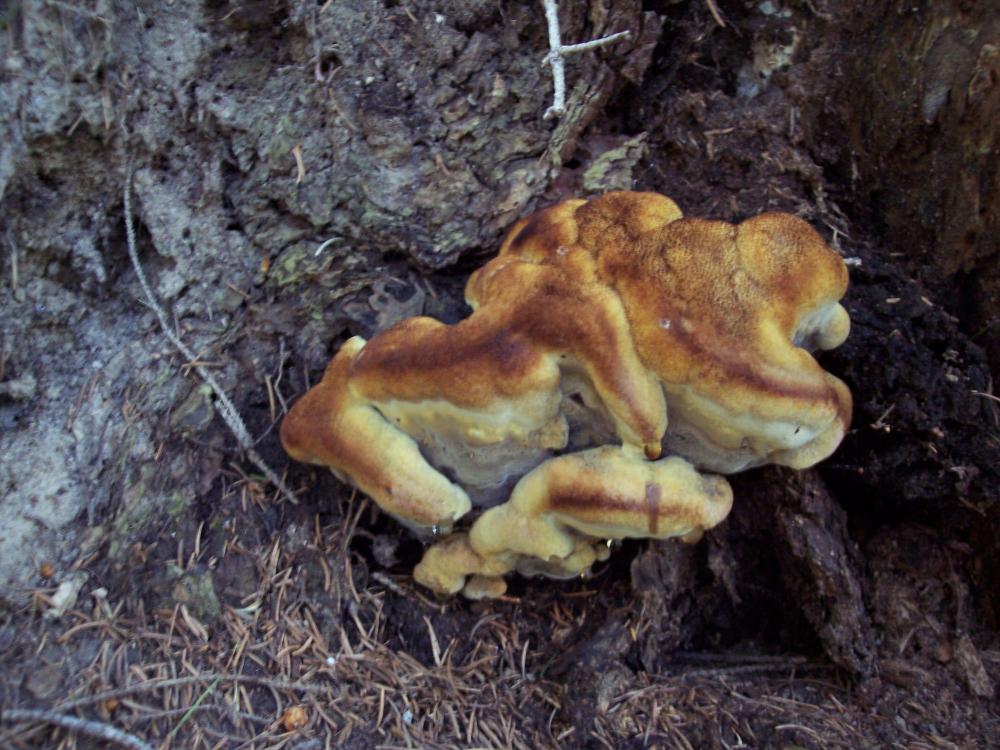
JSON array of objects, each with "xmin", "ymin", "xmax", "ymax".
[
  {"xmin": 122, "ymin": 164, "xmax": 299, "ymax": 505},
  {"xmin": 540, "ymin": 0, "xmax": 630, "ymax": 119},
  {"xmin": 669, "ymin": 661, "xmax": 833, "ymax": 679},
  {"xmin": 705, "ymin": 0, "xmax": 726, "ymax": 27},
  {"xmin": 1, "ymin": 708, "xmax": 154, "ymax": 750},
  {"xmin": 57, "ymin": 673, "xmax": 331, "ymax": 712}
]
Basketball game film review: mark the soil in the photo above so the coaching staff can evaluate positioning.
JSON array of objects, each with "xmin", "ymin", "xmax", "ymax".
[{"xmin": 1, "ymin": 1, "xmax": 999, "ymax": 748}]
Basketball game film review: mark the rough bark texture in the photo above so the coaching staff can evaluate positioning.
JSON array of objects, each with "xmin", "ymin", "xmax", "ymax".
[
  {"xmin": 821, "ymin": 2, "xmax": 1000, "ymax": 372},
  {"xmin": 1, "ymin": 1, "xmax": 999, "ymax": 746},
  {"xmin": 0, "ymin": 0, "xmax": 656, "ymax": 597}
]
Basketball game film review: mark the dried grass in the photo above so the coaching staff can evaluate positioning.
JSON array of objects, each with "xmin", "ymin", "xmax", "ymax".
[{"xmin": 2, "ymin": 479, "xmax": 994, "ymax": 749}]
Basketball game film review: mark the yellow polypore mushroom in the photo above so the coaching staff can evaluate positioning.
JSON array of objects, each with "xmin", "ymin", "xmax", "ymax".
[
  {"xmin": 414, "ymin": 446, "xmax": 734, "ymax": 597},
  {"xmin": 281, "ymin": 191, "xmax": 852, "ymax": 598}
]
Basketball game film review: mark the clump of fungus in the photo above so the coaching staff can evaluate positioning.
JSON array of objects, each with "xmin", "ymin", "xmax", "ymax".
[{"xmin": 281, "ymin": 191, "xmax": 852, "ymax": 598}]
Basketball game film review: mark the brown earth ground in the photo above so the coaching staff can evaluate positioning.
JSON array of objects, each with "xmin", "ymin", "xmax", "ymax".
[{"xmin": 1, "ymin": 1, "xmax": 999, "ymax": 748}]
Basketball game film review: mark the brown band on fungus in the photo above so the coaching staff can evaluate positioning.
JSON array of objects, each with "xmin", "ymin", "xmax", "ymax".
[
  {"xmin": 349, "ymin": 318, "xmax": 552, "ymax": 406},
  {"xmin": 547, "ymin": 488, "xmax": 621, "ymax": 514},
  {"xmin": 649, "ymin": 309, "xmax": 845, "ymax": 407},
  {"xmin": 508, "ymin": 215, "xmax": 549, "ymax": 253},
  {"xmin": 546, "ymin": 485, "xmax": 702, "ymax": 533},
  {"xmin": 645, "ymin": 482, "xmax": 661, "ymax": 535}
]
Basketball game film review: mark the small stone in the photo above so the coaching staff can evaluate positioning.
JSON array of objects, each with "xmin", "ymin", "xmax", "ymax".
[
  {"xmin": 934, "ymin": 642, "xmax": 954, "ymax": 663},
  {"xmin": 954, "ymin": 633, "xmax": 995, "ymax": 698},
  {"xmin": 24, "ymin": 664, "xmax": 63, "ymax": 699},
  {"xmin": 169, "ymin": 564, "xmax": 222, "ymax": 623},
  {"xmin": 44, "ymin": 573, "xmax": 88, "ymax": 620},
  {"xmin": 169, "ymin": 384, "xmax": 215, "ymax": 433},
  {"xmin": 0, "ymin": 373, "xmax": 37, "ymax": 400},
  {"xmin": 372, "ymin": 534, "xmax": 399, "ymax": 568}
]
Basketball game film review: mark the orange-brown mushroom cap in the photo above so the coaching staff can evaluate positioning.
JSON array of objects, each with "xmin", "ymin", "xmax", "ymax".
[
  {"xmin": 343, "ymin": 197, "xmax": 675, "ymax": 460},
  {"xmin": 280, "ymin": 338, "xmax": 472, "ymax": 531},
  {"xmin": 543, "ymin": 192, "xmax": 853, "ymax": 472}
]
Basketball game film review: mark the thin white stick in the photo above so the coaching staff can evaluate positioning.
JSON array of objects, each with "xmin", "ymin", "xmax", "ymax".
[
  {"xmin": 123, "ymin": 164, "xmax": 299, "ymax": 504},
  {"xmin": 542, "ymin": 0, "xmax": 566, "ymax": 120},
  {"xmin": 6, "ymin": 230, "xmax": 19, "ymax": 298},
  {"xmin": 540, "ymin": 0, "xmax": 630, "ymax": 120},
  {"xmin": 561, "ymin": 31, "xmax": 631, "ymax": 57}
]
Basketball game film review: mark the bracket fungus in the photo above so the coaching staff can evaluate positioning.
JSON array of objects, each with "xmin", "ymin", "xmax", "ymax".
[{"xmin": 281, "ymin": 191, "xmax": 852, "ymax": 598}]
